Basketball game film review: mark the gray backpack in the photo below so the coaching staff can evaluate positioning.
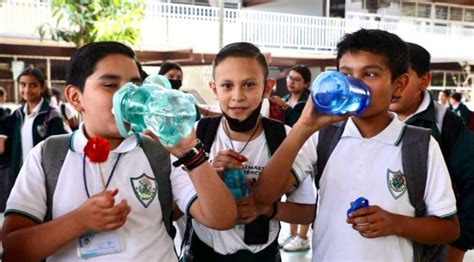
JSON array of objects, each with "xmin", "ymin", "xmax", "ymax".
[
  {"xmin": 315, "ymin": 121, "xmax": 445, "ymax": 262},
  {"xmin": 40, "ymin": 134, "xmax": 175, "ymax": 238}
]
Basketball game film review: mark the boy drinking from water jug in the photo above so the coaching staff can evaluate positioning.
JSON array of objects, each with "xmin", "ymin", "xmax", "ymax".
[
  {"xmin": 2, "ymin": 41, "xmax": 237, "ymax": 261},
  {"xmin": 255, "ymin": 29, "xmax": 459, "ymax": 261}
]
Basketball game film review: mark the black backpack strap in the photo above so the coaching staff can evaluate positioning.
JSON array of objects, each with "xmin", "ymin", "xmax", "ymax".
[
  {"xmin": 139, "ymin": 134, "xmax": 175, "ymax": 239},
  {"xmin": 402, "ymin": 125, "xmax": 441, "ymax": 262},
  {"xmin": 196, "ymin": 116, "xmax": 222, "ymax": 153},
  {"xmin": 41, "ymin": 134, "xmax": 71, "ymax": 222},
  {"xmin": 315, "ymin": 121, "xmax": 347, "ymax": 189},
  {"xmin": 261, "ymin": 117, "xmax": 286, "ymax": 155}
]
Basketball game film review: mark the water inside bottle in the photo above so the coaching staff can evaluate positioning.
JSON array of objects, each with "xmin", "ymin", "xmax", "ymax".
[
  {"xmin": 223, "ymin": 169, "xmax": 248, "ymax": 199},
  {"xmin": 143, "ymin": 89, "xmax": 196, "ymax": 147}
]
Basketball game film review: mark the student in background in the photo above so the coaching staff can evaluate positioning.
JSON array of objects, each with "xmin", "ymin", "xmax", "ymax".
[
  {"xmin": 0, "ymin": 68, "xmax": 66, "ymax": 182},
  {"xmin": 159, "ymin": 61, "xmax": 219, "ymax": 119},
  {"xmin": 390, "ymin": 42, "xmax": 474, "ymax": 262},
  {"xmin": 51, "ymin": 87, "xmax": 79, "ymax": 132}
]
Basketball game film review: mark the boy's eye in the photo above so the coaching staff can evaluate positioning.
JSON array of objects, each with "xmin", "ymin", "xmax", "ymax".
[
  {"xmin": 221, "ymin": 83, "xmax": 233, "ymax": 89},
  {"xmin": 364, "ymin": 72, "xmax": 376, "ymax": 78},
  {"xmin": 243, "ymin": 82, "xmax": 256, "ymax": 88},
  {"xmin": 103, "ymin": 83, "xmax": 119, "ymax": 88}
]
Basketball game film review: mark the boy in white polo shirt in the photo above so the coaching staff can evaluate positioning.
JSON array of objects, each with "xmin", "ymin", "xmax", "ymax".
[
  {"xmin": 256, "ymin": 29, "xmax": 460, "ymax": 261},
  {"xmin": 1, "ymin": 42, "xmax": 237, "ymax": 261}
]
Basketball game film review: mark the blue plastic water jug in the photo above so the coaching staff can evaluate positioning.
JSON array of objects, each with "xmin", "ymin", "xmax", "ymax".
[
  {"xmin": 112, "ymin": 75, "xmax": 196, "ymax": 147},
  {"xmin": 311, "ymin": 71, "xmax": 370, "ymax": 116},
  {"xmin": 224, "ymin": 169, "xmax": 248, "ymax": 199}
]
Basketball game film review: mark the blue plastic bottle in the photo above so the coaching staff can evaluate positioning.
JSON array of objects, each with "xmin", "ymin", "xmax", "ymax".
[
  {"xmin": 310, "ymin": 71, "xmax": 371, "ymax": 116},
  {"xmin": 223, "ymin": 169, "xmax": 248, "ymax": 199},
  {"xmin": 112, "ymin": 75, "xmax": 196, "ymax": 147}
]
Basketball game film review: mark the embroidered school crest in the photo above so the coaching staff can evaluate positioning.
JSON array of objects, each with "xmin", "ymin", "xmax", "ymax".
[
  {"xmin": 130, "ymin": 174, "xmax": 157, "ymax": 208},
  {"xmin": 36, "ymin": 123, "xmax": 47, "ymax": 138},
  {"xmin": 386, "ymin": 169, "xmax": 406, "ymax": 199}
]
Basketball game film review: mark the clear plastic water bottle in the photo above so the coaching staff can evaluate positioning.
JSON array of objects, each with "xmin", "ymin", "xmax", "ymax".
[
  {"xmin": 223, "ymin": 169, "xmax": 248, "ymax": 199},
  {"xmin": 112, "ymin": 75, "xmax": 196, "ymax": 147},
  {"xmin": 310, "ymin": 71, "xmax": 371, "ymax": 116}
]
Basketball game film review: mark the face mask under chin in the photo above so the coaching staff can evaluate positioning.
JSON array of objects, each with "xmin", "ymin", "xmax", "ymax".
[{"xmin": 222, "ymin": 102, "xmax": 262, "ymax": 132}]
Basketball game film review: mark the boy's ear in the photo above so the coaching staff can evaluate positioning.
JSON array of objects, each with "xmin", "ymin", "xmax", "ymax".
[
  {"xmin": 209, "ymin": 80, "xmax": 218, "ymax": 96},
  {"xmin": 393, "ymin": 73, "xmax": 409, "ymax": 98},
  {"xmin": 420, "ymin": 72, "xmax": 431, "ymax": 91},
  {"xmin": 65, "ymin": 84, "xmax": 83, "ymax": 113},
  {"xmin": 263, "ymin": 78, "xmax": 276, "ymax": 98}
]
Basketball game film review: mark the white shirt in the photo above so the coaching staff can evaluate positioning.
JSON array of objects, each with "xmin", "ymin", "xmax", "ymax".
[
  {"xmin": 171, "ymin": 120, "xmax": 315, "ymax": 255},
  {"xmin": 311, "ymin": 115, "xmax": 456, "ymax": 261},
  {"xmin": 21, "ymin": 98, "xmax": 44, "ymax": 161},
  {"xmin": 7, "ymin": 126, "xmax": 197, "ymax": 261}
]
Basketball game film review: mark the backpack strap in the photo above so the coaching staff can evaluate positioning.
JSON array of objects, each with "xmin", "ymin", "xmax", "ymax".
[
  {"xmin": 196, "ymin": 116, "xmax": 222, "ymax": 153},
  {"xmin": 315, "ymin": 121, "xmax": 347, "ymax": 189},
  {"xmin": 139, "ymin": 134, "xmax": 175, "ymax": 239},
  {"xmin": 401, "ymin": 125, "xmax": 443, "ymax": 262},
  {"xmin": 41, "ymin": 134, "xmax": 71, "ymax": 222},
  {"xmin": 402, "ymin": 125, "xmax": 430, "ymax": 217},
  {"xmin": 261, "ymin": 117, "xmax": 286, "ymax": 155}
]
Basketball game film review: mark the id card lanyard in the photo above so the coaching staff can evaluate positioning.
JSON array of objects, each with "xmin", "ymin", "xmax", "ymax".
[{"xmin": 82, "ymin": 154, "xmax": 122, "ymax": 198}]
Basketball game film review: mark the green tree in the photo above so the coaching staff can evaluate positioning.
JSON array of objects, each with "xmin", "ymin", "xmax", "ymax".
[{"xmin": 39, "ymin": 0, "xmax": 145, "ymax": 47}]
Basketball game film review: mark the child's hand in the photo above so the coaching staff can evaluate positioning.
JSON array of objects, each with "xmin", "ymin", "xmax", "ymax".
[
  {"xmin": 236, "ymin": 196, "xmax": 259, "ymax": 224},
  {"xmin": 211, "ymin": 149, "xmax": 247, "ymax": 174},
  {"xmin": 346, "ymin": 205, "xmax": 397, "ymax": 238},
  {"xmin": 166, "ymin": 129, "xmax": 198, "ymax": 158},
  {"xmin": 74, "ymin": 189, "xmax": 131, "ymax": 233},
  {"xmin": 296, "ymin": 97, "xmax": 353, "ymax": 133},
  {"xmin": 269, "ymin": 96, "xmax": 287, "ymax": 108}
]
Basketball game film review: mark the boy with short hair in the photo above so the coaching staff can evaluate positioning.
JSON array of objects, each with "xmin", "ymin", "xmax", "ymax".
[
  {"xmin": 390, "ymin": 42, "xmax": 474, "ymax": 261},
  {"xmin": 256, "ymin": 29, "xmax": 459, "ymax": 261},
  {"xmin": 2, "ymin": 41, "xmax": 237, "ymax": 261},
  {"xmin": 177, "ymin": 42, "xmax": 315, "ymax": 261}
]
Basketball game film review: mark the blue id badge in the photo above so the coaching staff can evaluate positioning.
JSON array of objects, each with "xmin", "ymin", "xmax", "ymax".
[{"xmin": 77, "ymin": 231, "xmax": 122, "ymax": 259}]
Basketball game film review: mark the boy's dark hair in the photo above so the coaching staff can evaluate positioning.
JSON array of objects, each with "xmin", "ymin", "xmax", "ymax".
[
  {"xmin": 441, "ymin": 89, "xmax": 451, "ymax": 97},
  {"xmin": 451, "ymin": 92, "xmax": 463, "ymax": 102},
  {"xmin": 66, "ymin": 41, "xmax": 136, "ymax": 92},
  {"xmin": 213, "ymin": 42, "xmax": 269, "ymax": 80},
  {"xmin": 51, "ymin": 87, "xmax": 61, "ymax": 99},
  {"xmin": 17, "ymin": 67, "xmax": 50, "ymax": 98},
  {"xmin": 158, "ymin": 61, "xmax": 182, "ymax": 76},
  {"xmin": 289, "ymin": 64, "xmax": 311, "ymax": 84},
  {"xmin": 406, "ymin": 42, "xmax": 431, "ymax": 77},
  {"xmin": 136, "ymin": 61, "xmax": 148, "ymax": 81},
  {"xmin": 336, "ymin": 29, "xmax": 409, "ymax": 81}
]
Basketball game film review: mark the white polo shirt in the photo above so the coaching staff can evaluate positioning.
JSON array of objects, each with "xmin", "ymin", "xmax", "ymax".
[
  {"xmin": 311, "ymin": 114, "xmax": 456, "ymax": 261},
  {"xmin": 171, "ymin": 121, "xmax": 315, "ymax": 255},
  {"xmin": 7, "ymin": 126, "xmax": 197, "ymax": 261},
  {"xmin": 21, "ymin": 98, "xmax": 44, "ymax": 160}
]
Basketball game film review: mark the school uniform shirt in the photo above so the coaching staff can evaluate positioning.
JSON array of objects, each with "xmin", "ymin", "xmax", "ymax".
[
  {"xmin": 170, "ymin": 121, "xmax": 315, "ymax": 255},
  {"xmin": 310, "ymin": 113, "xmax": 457, "ymax": 261},
  {"xmin": 21, "ymin": 98, "xmax": 44, "ymax": 160},
  {"xmin": 6, "ymin": 126, "xmax": 197, "ymax": 262}
]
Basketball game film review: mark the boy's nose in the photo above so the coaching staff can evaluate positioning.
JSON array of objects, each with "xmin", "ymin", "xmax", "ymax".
[{"xmin": 231, "ymin": 88, "xmax": 245, "ymax": 101}]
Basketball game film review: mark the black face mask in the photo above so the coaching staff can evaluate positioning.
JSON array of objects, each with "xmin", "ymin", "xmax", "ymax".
[
  {"xmin": 169, "ymin": 79, "xmax": 182, "ymax": 90},
  {"xmin": 222, "ymin": 102, "xmax": 262, "ymax": 132}
]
